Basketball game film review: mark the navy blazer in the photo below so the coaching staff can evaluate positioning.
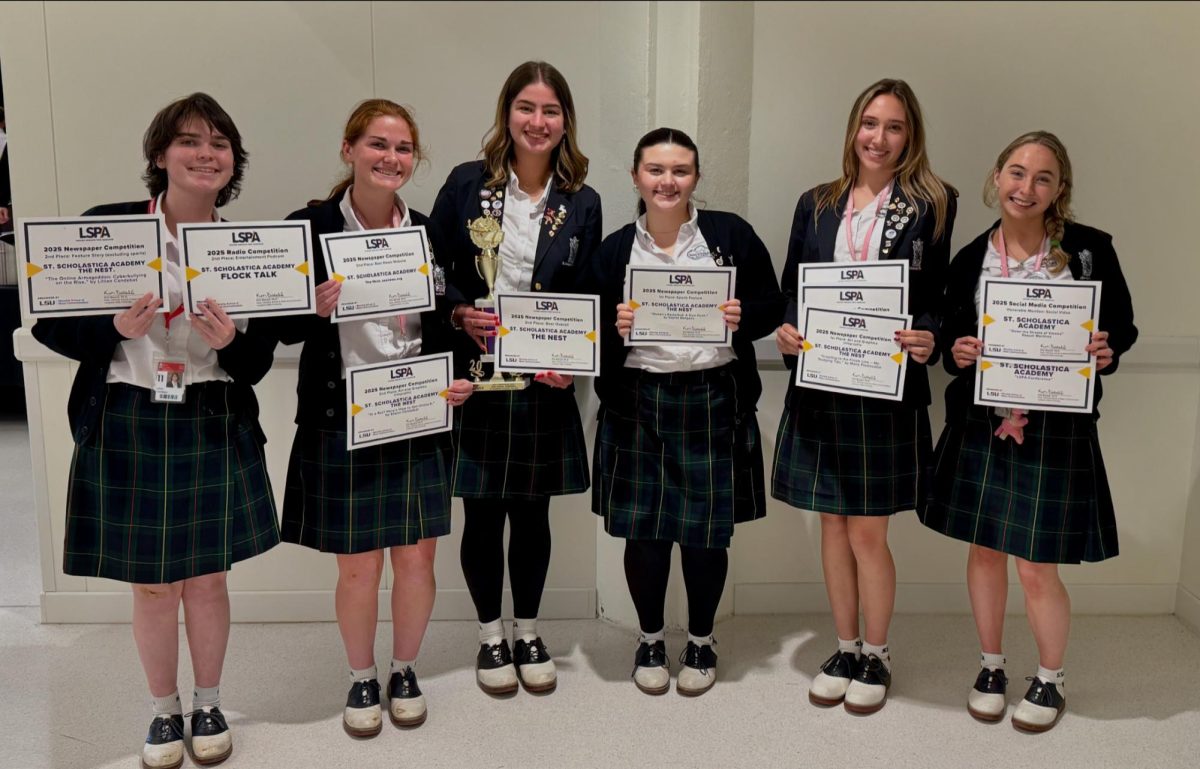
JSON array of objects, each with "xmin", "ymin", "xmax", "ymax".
[
  {"xmin": 591, "ymin": 209, "xmax": 785, "ymax": 417},
  {"xmin": 940, "ymin": 220, "xmax": 1137, "ymax": 420},
  {"xmin": 252, "ymin": 192, "xmax": 461, "ymax": 429},
  {"xmin": 779, "ymin": 183, "xmax": 957, "ymax": 408},
  {"xmin": 31, "ymin": 200, "xmax": 274, "ymax": 444},
  {"xmin": 428, "ymin": 161, "xmax": 603, "ymax": 376}
]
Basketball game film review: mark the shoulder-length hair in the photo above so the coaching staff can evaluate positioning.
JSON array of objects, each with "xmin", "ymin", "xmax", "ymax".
[
  {"xmin": 814, "ymin": 78, "xmax": 954, "ymax": 240},
  {"xmin": 325, "ymin": 99, "xmax": 427, "ymax": 202},
  {"xmin": 142, "ymin": 92, "xmax": 247, "ymax": 209},
  {"xmin": 480, "ymin": 61, "xmax": 588, "ymax": 193}
]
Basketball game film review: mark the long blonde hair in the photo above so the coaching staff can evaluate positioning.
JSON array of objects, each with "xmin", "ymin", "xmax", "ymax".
[
  {"xmin": 480, "ymin": 61, "xmax": 589, "ymax": 193},
  {"xmin": 983, "ymin": 130, "xmax": 1074, "ymax": 274},
  {"xmin": 814, "ymin": 79, "xmax": 955, "ymax": 240}
]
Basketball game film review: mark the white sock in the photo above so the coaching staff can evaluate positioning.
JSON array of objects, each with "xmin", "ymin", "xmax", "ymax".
[
  {"xmin": 981, "ymin": 652, "xmax": 1006, "ymax": 671},
  {"xmin": 838, "ymin": 636, "xmax": 863, "ymax": 657},
  {"xmin": 862, "ymin": 642, "xmax": 890, "ymax": 671},
  {"xmin": 389, "ymin": 658, "xmax": 415, "ymax": 678},
  {"xmin": 514, "ymin": 617, "xmax": 538, "ymax": 644},
  {"xmin": 349, "ymin": 665, "xmax": 377, "ymax": 684},
  {"xmin": 1036, "ymin": 665, "xmax": 1065, "ymax": 689},
  {"xmin": 688, "ymin": 633, "xmax": 714, "ymax": 648},
  {"xmin": 479, "ymin": 618, "xmax": 505, "ymax": 647},
  {"xmin": 192, "ymin": 685, "xmax": 220, "ymax": 711},
  {"xmin": 639, "ymin": 627, "xmax": 665, "ymax": 644},
  {"xmin": 151, "ymin": 691, "xmax": 182, "ymax": 717}
]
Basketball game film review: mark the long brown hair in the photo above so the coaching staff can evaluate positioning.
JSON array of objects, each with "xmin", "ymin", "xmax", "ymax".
[
  {"xmin": 480, "ymin": 61, "xmax": 588, "ymax": 193},
  {"xmin": 814, "ymin": 79, "xmax": 954, "ymax": 240},
  {"xmin": 142, "ymin": 92, "xmax": 247, "ymax": 208},
  {"xmin": 983, "ymin": 130, "xmax": 1074, "ymax": 275},
  {"xmin": 325, "ymin": 99, "xmax": 426, "ymax": 202}
]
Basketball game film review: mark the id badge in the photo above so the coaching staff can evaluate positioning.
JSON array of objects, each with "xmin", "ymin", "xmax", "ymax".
[{"xmin": 153, "ymin": 358, "xmax": 187, "ymax": 404}]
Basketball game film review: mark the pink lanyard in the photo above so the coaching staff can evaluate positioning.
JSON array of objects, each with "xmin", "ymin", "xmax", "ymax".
[
  {"xmin": 843, "ymin": 183, "xmax": 892, "ymax": 262},
  {"xmin": 995, "ymin": 227, "xmax": 1049, "ymax": 278}
]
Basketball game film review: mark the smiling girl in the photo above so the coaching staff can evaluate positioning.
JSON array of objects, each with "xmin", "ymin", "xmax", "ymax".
[
  {"xmin": 773, "ymin": 79, "xmax": 957, "ymax": 715},
  {"xmin": 922, "ymin": 131, "xmax": 1137, "ymax": 732},
  {"xmin": 592, "ymin": 127, "xmax": 783, "ymax": 696}
]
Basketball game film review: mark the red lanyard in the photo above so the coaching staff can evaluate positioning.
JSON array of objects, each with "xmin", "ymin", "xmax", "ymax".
[
  {"xmin": 995, "ymin": 227, "xmax": 1048, "ymax": 278},
  {"xmin": 843, "ymin": 183, "xmax": 892, "ymax": 262}
]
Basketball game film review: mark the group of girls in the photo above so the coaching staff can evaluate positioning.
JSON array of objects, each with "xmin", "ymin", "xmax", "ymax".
[{"xmin": 30, "ymin": 61, "xmax": 1135, "ymax": 768}]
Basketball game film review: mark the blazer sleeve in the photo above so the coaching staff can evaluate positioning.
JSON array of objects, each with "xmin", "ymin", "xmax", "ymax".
[
  {"xmin": 733, "ymin": 218, "xmax": 785, "ymax": 343},
  {"xmin": 31, "ymin": 315, "xmax": 126, "ymax": 364},
  {"xmin": 566, "ymin": 193, "xmax": 603, "ymax": 293},
  {"xmin": 779, "ymin": 194, "xmax": 812, "ymax": 371},
  {"xmin": 912, "ymin": 190, "xmax": 957, "ymax": 368},
  {"xmin": 429, "ymin": 170, "xmax": 464, "ymax": 283},
  {"xmin": 1095, "ymin": 233, "xmax": 1138, "ymax": 375},
  {"xmin": 940, "ymin": 244, "xmax": 982, "ymax": 377}
]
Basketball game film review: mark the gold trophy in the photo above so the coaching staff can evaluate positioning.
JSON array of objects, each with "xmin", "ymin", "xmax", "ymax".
[{"xmin": 467, "ymin": 216, "xmax": 528, "ymax": 391}]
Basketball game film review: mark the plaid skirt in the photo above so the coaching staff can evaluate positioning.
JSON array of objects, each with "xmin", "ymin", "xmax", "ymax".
[
  {"xmin": 451, "ymin": 384, "xmax": 589, "ymax": 500},
  {"xmin": 920, "ymin": 407, "xmax": 1118, "ymax": 564},
  {"xmin": 63, "ymin": 383, "xmax": 279, "ymax": 584},
  {"xmin": 281, "ymin": 426, "xmax": 452, "ymax": 553},
  {"xmin": 771, "ymin": 391, "xmax": 931, "ymax": 516},
  {"xmin": 592, "ymin": 368, "xmax": 766, "ymax": 549}
]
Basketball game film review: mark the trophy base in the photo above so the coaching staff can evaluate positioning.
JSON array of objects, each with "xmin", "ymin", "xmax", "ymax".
[{"xmin": 472, "ymin": 374, "xmax": 529, "ymax": 392}]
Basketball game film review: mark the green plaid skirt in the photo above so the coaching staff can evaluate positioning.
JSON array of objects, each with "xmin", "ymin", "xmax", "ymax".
[
  {"xmin": 771, "ymin": 391, "xmax": 931, "ymax": 516},
  {"xmin": 592, "ymin": 367, "xmax": 766, "ymax": 549},
  {"xmin": 451, "ymin": 384, "xmax": 589, "ymax": 500},
  {"xmin": 281, "ymin": 426, "xmax": 452, "ymax": 553},
  {"xmin": 64, "ymin": 383, "xmax": 279, "ymax": 584},
  {"xmin": 920, "ymin": 407, "xmax": 1118, "ymax": 564}
]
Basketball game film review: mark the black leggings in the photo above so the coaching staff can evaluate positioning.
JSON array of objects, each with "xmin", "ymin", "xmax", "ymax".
[
  {"xmin": 623, "ymin": 539, "xmax": 728, "ymax": 637},
  {"xmin": 460, "ymin": 497, "xmax": 551, "ymax": 623}
]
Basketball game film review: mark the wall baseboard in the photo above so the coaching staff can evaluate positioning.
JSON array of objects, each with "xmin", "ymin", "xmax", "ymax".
[
  {"xmin": 734, "ymin": 582, "xmax": 1179, "ymax": 616},
  {"xmin": 40, "ymin": 588, "xmax": 598, "ymax": 624},
  {"xmin": 1175, "ymin": 584, "xmax": 1200, "ymax": 635}
]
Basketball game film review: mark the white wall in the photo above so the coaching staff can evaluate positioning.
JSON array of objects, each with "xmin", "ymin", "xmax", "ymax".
[{"xmin": 4, "ymin": 1, "xmax": 1199, "ymax": 625}]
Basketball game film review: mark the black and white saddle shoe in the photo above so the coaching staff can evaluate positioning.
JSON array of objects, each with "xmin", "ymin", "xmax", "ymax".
[
  {"xmin": 844, "ymin": 653, "xmax": 891, "ymax": 714},
  {"xmin": 387, "ymin": 666, "xmax": 427, "ymax": 727},
  {"xmin": 476, "ymin": 639, "xmax": 519, "ymax": 696},
  {"xmin": 967, "ymin": 667, "xmax": 1009, "ymax": 722},
  {"xmin": 343, "ymin": 679, "xmax": 382, "ymax": 738},
  {"xmin": 676, "ymin": 641, "xmax": 717, "ymax": 697},
  {"xmin": 1012, "ymin": 677, "xmax": 1066, "ymax": 733},
  {"xmin": 514, "ymin": 637, "xmax": 557, "ymax": 693},
  {"xmin": 631, "ymin": 640, "xmax": 670, "ymax": 695},
  {"xmin": 188, "ymin": 706, "xmax": 232, "ymax": 765},
  {"xmin": 141, "ymin": 714, "xmax": 185, "ymax": 769},
  {"xmin": 809, "ymin": 650, "xmax": 859, "ymax": 706}
]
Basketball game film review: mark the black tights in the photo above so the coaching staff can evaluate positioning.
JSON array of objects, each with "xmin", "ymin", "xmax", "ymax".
[
  {"xmin": 459, "ymin": 497, "xmax": 551, "ymax": 623},
  {"xmin": 623, "ymin": 539, "xmax": 728, "ymax": 637}
]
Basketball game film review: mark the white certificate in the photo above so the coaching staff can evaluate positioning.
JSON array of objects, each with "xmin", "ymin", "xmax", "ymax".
[
  {"xmin": 799, "ymin": 261, "xmax": 908, "ymax": 286},
  {"xmin": 796, "ymin": 307, "xmax": 911, "ymax": 401},
  {"xmin": 179, "ymin": 221, "xmax": 315, "ymax": 318},
  {"xmin": 345, "ymin": 352, "xmax": 453, "ymax": 450},
  {"xmin": 320, "ymin": 226, "xmax": 437, "ymax": 323},
  {"xmin": 975, "ymin": 358, "xmax": 1096, "ymax": 413},
  {"xmin": 494, "ymin": 292, "xmax": 600, "ymax": 376},
  {"xmin": 625, "ymin": 264, "xmax": 735, "ymax": 346},
  {"xmin": 974, "ymin": 278, "xmax": 1101, "ymax": 413},
  {"xmin": 18, "ymin": 214, "xmax": 166, "ymax": 318},
  {"xmin": 977, "ymin": 279, "xmax": 1101, "ymax": 363},
  {"xmin": 799, "ymin": 284, "xmax": 907, "ymax": 315}
]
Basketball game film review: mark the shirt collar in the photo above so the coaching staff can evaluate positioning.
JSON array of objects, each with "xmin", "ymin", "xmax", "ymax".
[
  {"xmin": 339, "ymin": 185, "xmax": 410, "ymax": 231},
  {"xmin": 506, "ymin": 171, "xmax": 551, "ymax": 209},
  {"xmin": 635, "ymin": 203, "xmax": 698, "ymax": 249}
]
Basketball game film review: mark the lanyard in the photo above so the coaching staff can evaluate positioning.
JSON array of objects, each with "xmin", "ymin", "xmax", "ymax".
[
  {"xmin": 995, "ymin": 227, "xmax": 1049, "ymax": 278},
  {"xmin": 843, "ymin": 183, "xmax": 892, "ymax": 262}
]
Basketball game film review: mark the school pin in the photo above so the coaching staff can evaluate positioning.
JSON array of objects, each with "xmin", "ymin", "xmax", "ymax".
[
  {"xmin": 480, "ymin": 189, "xmax": 492, "ymax": 199},
  {"xmin": 906, "ymin": 206, "xmax": 915, "ymax": 215},
  {"xmin": 885, "ymin": 229, "xmax": 897, "ymax": 239},
  {"xmin": 901, "ymin": 216, "xmax": 910, "ymax": 224},
  {"xmin": 890, "ymin": 214, "xmax": 900, "ymax": 222}
]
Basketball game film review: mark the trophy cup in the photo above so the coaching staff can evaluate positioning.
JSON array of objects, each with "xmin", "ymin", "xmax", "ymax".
[{"xmin": 467, "ymin": 216, "xmax": 528, "ymax": 391}]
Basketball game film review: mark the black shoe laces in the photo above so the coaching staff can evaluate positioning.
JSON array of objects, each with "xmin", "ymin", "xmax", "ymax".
[
  {"xmin": 1023, "ymin": 676, "xmax": 1062, "ymax": 707},
  {"xmin": 679, "ymin": 639, "xmax": 717, "ymax": 674},
  {"xmin": 149, "ymin": 716, "xmax": 183, "ymax": 743}
]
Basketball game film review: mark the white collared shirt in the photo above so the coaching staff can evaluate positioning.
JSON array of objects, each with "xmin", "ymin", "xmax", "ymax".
[
  {"xmin": 974, "ymin": 232, "xmax": 1074, "ymax": 316},
  {"xmin": 832, "ymin": 194, "xmax": 888, "ymax": 263},
  {"xmin": 106, "ymin": 193, "xmax": 244, "ymax": 388},
  {"xmin": 624, "ymin": 205, "xmax": 737, "ymax": 373},
  {"xmin": 494, "ymin": 171, "xmax": 549, "ymax": 294},
  {"xmin": 335, "ymin": 187, "xmax": 423, "ymax": 375}
]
